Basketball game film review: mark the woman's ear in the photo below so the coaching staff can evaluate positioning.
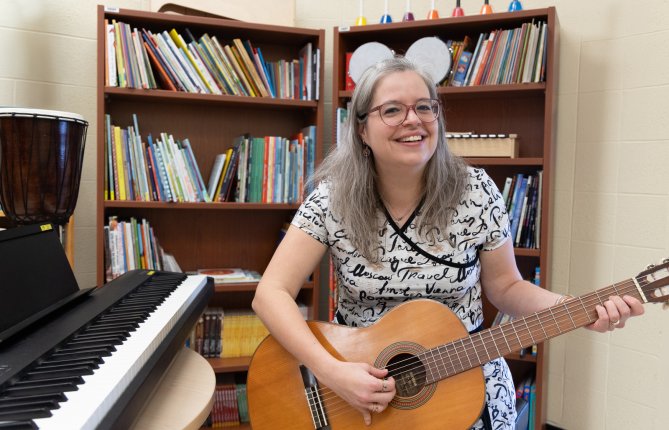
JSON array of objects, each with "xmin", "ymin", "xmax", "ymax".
[{"xmin": 358, "ymin": 123, "xmax": 368, "ymax": 144}]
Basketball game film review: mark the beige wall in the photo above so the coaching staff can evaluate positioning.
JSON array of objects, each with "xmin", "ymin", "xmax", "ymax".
[{"xmin": 1, "ymin": 0, "xmax": 668, "ymax": 428}]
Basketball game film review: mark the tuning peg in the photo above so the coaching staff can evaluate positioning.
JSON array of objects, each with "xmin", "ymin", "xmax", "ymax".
[
  {"xmin": 646, "ymin": 263, "xmax": 656, "ymax": 270},
  {"xmin": 662, "ymin": 257, "xmax": 669, "ymax": 264}
]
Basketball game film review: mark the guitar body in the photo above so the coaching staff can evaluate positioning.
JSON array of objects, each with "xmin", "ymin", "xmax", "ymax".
[{"xmin": 247, "ymin": 300, "xmax": 486, "ymax": 430}]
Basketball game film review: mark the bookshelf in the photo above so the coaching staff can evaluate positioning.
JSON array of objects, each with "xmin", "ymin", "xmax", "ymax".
[
  {"xmin": 96, "ymin": 6, "xmax": 324, "ymax": 428},
  {"xmin": 333, "ymin": 8, "xmax": 557, "ymax": 430}
]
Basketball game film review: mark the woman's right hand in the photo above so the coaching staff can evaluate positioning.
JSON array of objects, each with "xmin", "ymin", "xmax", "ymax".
[{"xmin": 318, "ymin": 360, "xmax": 396, "ymax": 426}]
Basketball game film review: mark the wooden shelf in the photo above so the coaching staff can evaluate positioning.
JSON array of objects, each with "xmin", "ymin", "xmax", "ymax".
[
  {"xmin": 103, "ymin": 200, "xmax": 301, "ymax": 210},
  {"xmin": 207, "ymin": 356, "xmax": 251, "ymax": 373},
  {"xmin": 105, "ymin": 86, "xmax": 319, "ymax": 109},
  {"xmin": 214, "ymin": 280, "xmax": 313, "ymax": 293}
]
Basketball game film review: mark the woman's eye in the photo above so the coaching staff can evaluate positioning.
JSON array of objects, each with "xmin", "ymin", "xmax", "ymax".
[{"xmin": 382, "ymin": 105, "xmax": 402, "ymax": 116}]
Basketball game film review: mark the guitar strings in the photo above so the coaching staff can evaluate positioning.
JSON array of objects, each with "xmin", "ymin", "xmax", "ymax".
[
  {"xmin": 310, "ymin": 278, "xmax": 643, "ymax": 418},
  {"xmin": 310, "ymin": 277, "xmax": 642, "ymax": 418},
  {"xmin": 304, "ymin": 278, "xmax": 646, "ymax": 420}
]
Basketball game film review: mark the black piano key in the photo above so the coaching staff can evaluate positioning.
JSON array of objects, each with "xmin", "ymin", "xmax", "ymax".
[
  {"xmin": 86, "ymin": 321, "xmax": 139, "ymax": 331},
  {"xmin": 0, "ymin": 407, "xmax": 52, "ymax": 421},
  {"xmin": 3, "ymin": 381, "xmax": 79, "ymax": 396},
  {"xmin": 0, "ymin": 421, "xmax": 38, "ymax": 429},
  {"xmin": 54, "ymin": 344, "xmax": 116, "ymax": 355},
  {"xmin": 38, "ymin": 357, "xmax": 102, "ymax": 368},
  {"xmin": 0, "ymin": 397, "xmax": 59, "ymax": 412},
  {"xmin": 66, "ymin": 336, "xmax": 125, "ymax": 347},
  {"xmin": 96, "ymin": 314, "xmax": 147, "ymax": 323},
  {"xmin": 0, "ymin": 407, "xmax": 52, "ymax": 420},
  {"xmin": 10, "ymin": 376, "xmax": 84, "ymax": 388},
  {"xmin": 25, "ymin": 366, "xmax": 94, "ymax": 380},
  {"xmin": 49, "ymin": 348, "xmax": 113, "ymax": 360},
  {"xmin": 83, "ymin": 325, "xmax": 137, "ymax": 334}
]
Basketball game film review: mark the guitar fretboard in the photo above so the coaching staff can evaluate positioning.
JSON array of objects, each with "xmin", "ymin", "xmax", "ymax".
[{"xmin": 419, "ymin": 278, "xmax": 644, "ymax": 384}]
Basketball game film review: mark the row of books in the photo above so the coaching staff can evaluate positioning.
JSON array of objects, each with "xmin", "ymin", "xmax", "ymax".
[
  {"xmin": 447, "ymin": 20, "xmax": 548, "ymax": 87},
  {"xmin": 104, "ymin": 19, "xmax": 320, "ymax": 100},
  {"xmin": 104, "ymin": 114, "xmax": 317, "ymax": 203},
  {"xmin": 105, "ymin": 114, "xmax": 209, "ymax": 203},
  {"xmin": 502, "ymin": 171, "xmax": 543, "ymax": 249},
  {"xmin": 204, "ymin": 383, "xmax": 249, "ymax": 427},
  {"xmin": 209, "ymin": 127, "xmax": 317, "ymax": 204},
  {"xmin": 188, "ymin": 306, "xmax": 307, "ymax": 359},
  {"xmin": 515, "ymin": 375, "xmax": 537, "ymax": 430},
  {"xmin": 104, "ymin": 216, "xmax": 163, "ymax": 282},
  {"xmin": 190, "ymin": 308, "xmax": 267, "ymax": 358}
]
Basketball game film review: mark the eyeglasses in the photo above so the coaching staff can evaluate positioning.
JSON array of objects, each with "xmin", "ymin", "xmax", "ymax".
[{"xmin": 361, "ymin": 98, "xmax": 441, "ymax": 126}]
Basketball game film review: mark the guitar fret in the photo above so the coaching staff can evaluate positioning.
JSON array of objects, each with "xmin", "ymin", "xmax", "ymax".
[
  {"xmin": 432, "ymin": 348, "xmax": 444, "ymax": 381},
  {"xmin": 469, "ymin": 336, "xmax": 482, "ymax": 365},
  {"xmin": 498, "ymin": 324, "xmax": 512, "ymax": 354},
  {"xmin": 563, "ymin": 302, "xmax": 577, "ymax": 328},
  {"xmin": 535, "ymin": 312, "xmax": 548, "ymax": 340},
  {"xmin": 460, "ymin": 339, "xmax": 472, "ymax": 369},
  {"xmin": 511, "ymin": 322, "xmax": 523, "ymax": 349},
  {"xmin": 547, "ymin": 306, "xmax": 561, "ymax": 335},
  {"xmin": 478, "ymin": 332, "xmax": 491, "ymax": 363},
  {"xmin": 522, "ymin": 318, "xmax": 536, "ymax": 345}
]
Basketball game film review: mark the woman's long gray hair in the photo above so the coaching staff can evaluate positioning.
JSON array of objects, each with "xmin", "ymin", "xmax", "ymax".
[{"xmin": 310, "ymin": 56, "xmax": 468, "ymax": 262}]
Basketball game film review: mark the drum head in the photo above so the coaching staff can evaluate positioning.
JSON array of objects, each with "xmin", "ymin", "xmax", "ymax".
[{"xmin": 0, "ymin": 108, "xmax": 86, "ymax": 124}]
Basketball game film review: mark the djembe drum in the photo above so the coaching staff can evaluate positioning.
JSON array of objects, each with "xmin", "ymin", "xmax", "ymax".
[{"xmin": 0, "ymin": 108, "xmax": 87, "ymax": 225}]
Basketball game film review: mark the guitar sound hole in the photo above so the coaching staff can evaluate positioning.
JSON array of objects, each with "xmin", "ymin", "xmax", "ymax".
[{"xmin": 386, "ymin": 353, "xmax": 425, "ymax": 397}]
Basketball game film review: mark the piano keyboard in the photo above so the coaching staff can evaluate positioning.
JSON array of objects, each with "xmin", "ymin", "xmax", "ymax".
[{"xmin": 0, "ymin": 270, "xmax": 213, "ymax": 430}]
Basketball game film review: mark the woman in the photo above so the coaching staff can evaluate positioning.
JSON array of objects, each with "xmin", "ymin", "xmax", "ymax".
[{"xmin": 252, "ymin": 56, "xmax": 643, "ymax": 428}]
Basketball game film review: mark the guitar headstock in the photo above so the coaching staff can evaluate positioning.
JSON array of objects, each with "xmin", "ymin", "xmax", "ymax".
[{"xmin": 638, "ymin": 259, "xmax": 669, "ymax": 306}]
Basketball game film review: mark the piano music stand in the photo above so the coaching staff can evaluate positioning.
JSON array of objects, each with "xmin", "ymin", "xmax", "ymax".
[{"xmin": 130, "ymin": 347, "xmax": 215, "ymax": 430}]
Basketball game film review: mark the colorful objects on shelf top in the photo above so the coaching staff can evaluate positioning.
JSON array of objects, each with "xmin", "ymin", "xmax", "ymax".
[
  {"xmin": 380, "ymin": 0, "xmax": 392, "ymax": 23},
  {"xmin": 508, "ymin": 0, "xmax": 523, "ymax": 12},
  {"xmin": 355, "ymin": 0, "xmax": 367, "ymax": 25},
  {"xmin": 427, "ymin": 0, "xmax": 440, "ymax": 19},
  {"xmin": 480, "ymin": 0, "xmax": 493, "ymax": 14},
  {"xmin": 452, "ymin": 0, "xmax": 465, "ymax": 16},
  {"xmin": 403, "ymin": 0, "xmax": 415, "ymax": 21}
]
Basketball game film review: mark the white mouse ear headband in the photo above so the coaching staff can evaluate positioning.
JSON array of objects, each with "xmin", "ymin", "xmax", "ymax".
[{"xmin": 348, "ymin": 37, "xmax": 452, "ymax": 85}]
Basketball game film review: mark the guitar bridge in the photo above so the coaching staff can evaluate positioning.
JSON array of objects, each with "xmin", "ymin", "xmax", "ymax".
[{"xmin": 300, "ymin": 365, "xmax": 331, "ymax": 430}]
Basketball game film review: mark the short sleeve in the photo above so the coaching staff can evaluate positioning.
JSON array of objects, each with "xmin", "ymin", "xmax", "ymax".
[
  {"xmin": 476, "ymin": 169, "xmax": 511, "ymax": 251},
  {"xmin": 291, "ymin": 182, "xmax": 331, "ymax": 245}
]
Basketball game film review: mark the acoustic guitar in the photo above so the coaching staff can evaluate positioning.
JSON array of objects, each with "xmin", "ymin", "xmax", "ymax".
[{"xmin": 247, "ymin": 261, "xmax": 669, "ymax": 429}]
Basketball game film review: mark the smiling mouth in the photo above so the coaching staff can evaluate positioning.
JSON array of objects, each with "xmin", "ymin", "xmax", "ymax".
[{"xmin": 397, "ymin": 135, "xmax": 424, "ymax": 143}]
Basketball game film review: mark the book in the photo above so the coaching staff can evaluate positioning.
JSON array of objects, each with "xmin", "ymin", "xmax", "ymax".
[
  {"xmin": 197, "ymin": 268, "xmax": 261, "ymax": 284},
  {"xmin": 234, "ymin": 38, "xmax": 270, "ymax": 97},
  {"xmin": 451, "ymin": 51, "xmax": 473, "ymax": 87}
]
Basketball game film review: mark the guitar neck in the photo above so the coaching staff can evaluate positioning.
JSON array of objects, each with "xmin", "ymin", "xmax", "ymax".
[{"xmin": 421, "ymin": 277, "xmax": 645, "ymax": 384}]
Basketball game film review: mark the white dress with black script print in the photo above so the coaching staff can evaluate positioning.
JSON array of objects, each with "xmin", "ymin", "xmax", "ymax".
[{"xmin": 292, "ymin": 167, "xmax": 516, "ymax": 429}]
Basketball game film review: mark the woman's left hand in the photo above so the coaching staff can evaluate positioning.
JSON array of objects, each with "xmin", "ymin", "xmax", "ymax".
[{"xmin": 586, "ymin": 295, "xmax": 645, "ymax": 332}]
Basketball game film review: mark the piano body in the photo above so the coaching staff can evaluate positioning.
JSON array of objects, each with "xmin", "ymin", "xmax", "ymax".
[{"xmin": 0, "ymin": 225, "xmax": 214, "ymax": 429}]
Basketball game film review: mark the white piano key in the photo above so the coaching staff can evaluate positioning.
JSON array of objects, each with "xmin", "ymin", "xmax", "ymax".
[{"xmin": 33, "ymin": 275, "xmax": 207, "ymax": 430}]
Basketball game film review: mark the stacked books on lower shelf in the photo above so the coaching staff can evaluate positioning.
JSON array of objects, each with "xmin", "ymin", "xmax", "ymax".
[
  {"xmin": 205, "ymin": 383, "xmax": 249, "ymax": 427},
  {"xmin": 515, "ymin": 375, "xmax": 536, "ymax": 430},
  {"xmin": 103, "ymin": 216, "xmax": 181, "ymax": 281}
]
